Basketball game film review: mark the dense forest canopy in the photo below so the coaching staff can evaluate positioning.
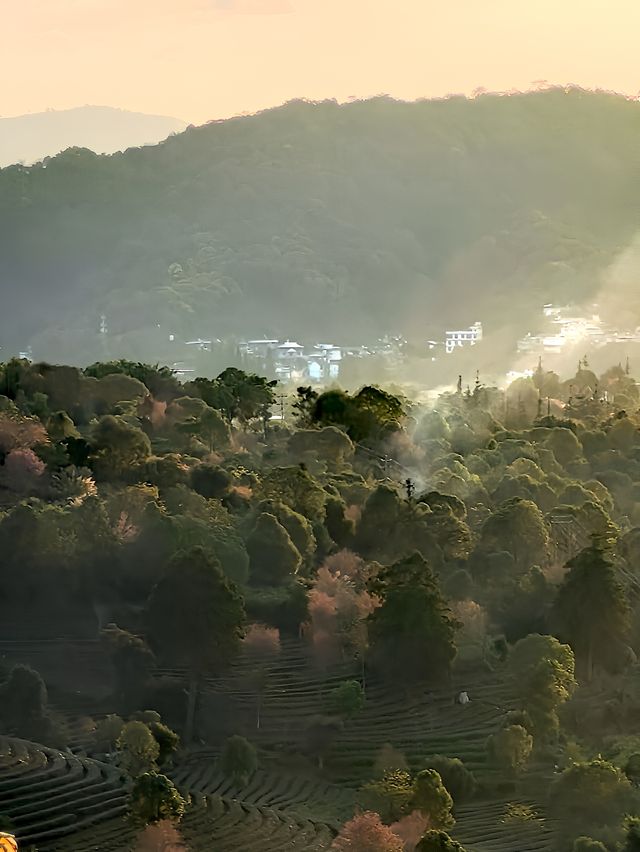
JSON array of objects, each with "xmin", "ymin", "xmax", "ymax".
[
  {"xmin": 3, "ymin": 355, "xmax": 640, "ymax": 848},
  {"xmin": 2, "ymin": 89, "xmax": 640, "ymax": 363}
]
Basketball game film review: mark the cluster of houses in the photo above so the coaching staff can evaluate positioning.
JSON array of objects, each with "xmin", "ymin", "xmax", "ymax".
[
  {"xmin": 517, "ymin": 305, "xmax": 640, "ymax": 355},
  {"xmin": 237, "ymin": 337, "xmax": 411, "ymax": 382},
  {"xmin": 169, "ymin": 322, "xmax": 485, "ymax": 383}
]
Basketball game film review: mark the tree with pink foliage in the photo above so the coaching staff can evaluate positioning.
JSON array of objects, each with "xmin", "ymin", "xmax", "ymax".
[
  {"xmin": 390, "ymin": 810, "xmax": 431, "ymax": 852},
  {"xmin": 307, "ymin": 564, "xmax": 379, "ymax": 687},
  {"xmin": 307, "ymin": 587, "xmax": 340, "ymax": 669},
  {"xmin": 323, "ymin": 549, "xmax": 370, "ymax": 586},
  {"xmin": 2, "ymin": 448, "xmax": 45, "ymax": 492},
  {"xmin": 0, "ymin": 411, "xmax": 47, "ymax": 454},
  {"xmin": 242, "ymin": 623, "xmax": 281, "ymax": 728},
  {"xmin": 332, "ymin": 811, "xmax": 403, "ymax": 852}
]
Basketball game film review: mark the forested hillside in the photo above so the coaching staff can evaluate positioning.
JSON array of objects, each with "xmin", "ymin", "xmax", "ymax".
[{"xmin": 2, "ymin": 88, "xmax": 640, "ymax": 363}]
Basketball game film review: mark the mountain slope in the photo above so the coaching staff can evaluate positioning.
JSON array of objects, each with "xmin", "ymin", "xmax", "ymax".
[
  {"xmin": 1, "ymin": 90, "xmax": 639, "ymax": 364},
  {"xmin": 0, "ymin": 106, "xmax": 186, "ymax": 167}
]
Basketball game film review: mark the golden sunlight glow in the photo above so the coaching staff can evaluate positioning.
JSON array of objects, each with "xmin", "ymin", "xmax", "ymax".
[{"xmin": 2, "ymin": 0, "xmax": 639, "ymax": 122}]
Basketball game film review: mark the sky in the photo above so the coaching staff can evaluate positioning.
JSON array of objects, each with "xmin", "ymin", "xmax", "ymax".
[{"xmin": 3, "ymin": 0, "xmax": 640, "ymax": 124}]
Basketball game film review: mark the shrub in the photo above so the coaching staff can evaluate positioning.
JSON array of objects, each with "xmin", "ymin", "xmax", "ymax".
[
  {"xmin": 330, "ymin": 680, "xmax": 365, "ymax": 719},
  {"xmin": 117, "ymin": 721, "xmax": 160, "ymax": 777},
  {"xmin": 486, "ymin": 725, "xmax": 533, "ymax": 774},
  {"xmin": 220, "ymin": 735, "xmax": 258, "ymax": 787},
  {"xmin": 422, "ymin": 756, "xmax": 476, "ymax": 804},
  {"xmin": 128, "ymin": 772, "xmax": 185, "ymax": 827},
  {"xmin": 360, "ymin": 770, "xmax": 414, "ymax": 823}
]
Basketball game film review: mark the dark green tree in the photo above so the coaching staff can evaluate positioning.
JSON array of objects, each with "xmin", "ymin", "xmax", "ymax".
[
  {"xmin": 258, "ymin": 465, "xmax": 326, "ymax": 519},
  {"xmin": 247, "ymin": 513, "xmax": 302, "ymax": 586},
  {"xmin": 549, "ymin": 759, "xmax": 637, "ymax": 850},
  {"xmin": 486, "ymin": 725, "xmax": 533, "ymax": 774},
  {"xmin": 117, "ymin": 720, "xmax": 160, "ymax": 776},
  {"xmin": 220, "ymin": 735, "xmax": 258, "ymax": 786},
  {"xmin": 90, "ymin": 414, "xmax": 151, "ymax": 479},
  {"xmin": 330, "ymin": 680, "xmax": 365, "ymax": 720},
  {"xmin": 312, "ymin": 385, "xmax": 405, "ymax": 444},
  {"xmin": 412, "ymin": 769, "xmax": 455, "ymax": 829},
  {"xmin": 422, "ymin": 756, "xmax": 476, "ymax": 804},
  {"xmin": 148, "ymin": 721, "xmax": 180, "ymax": 767},
  {"xmin": 190, "ymin": 463, "xmax": 232, "ymax": 499},
  {"xmin": 128, "ymin": 772, "xmax": 185, "ymax": 826},
  {"xmin": 553, "ymin": 538, "xmax": 630, "ymax": 681},
  {"xmin": 368, "ymin": 552, "xmax": 458, "ymax": 683},
  {"xmin": 177, "ymin": 405, "xmax": 229, "ymax": 452},
  {"xmin": 101, "ymin": 626, "xmax": 155, "ymax": 715},
  {"xmin": 360, "ymin": 769, "xmax": 414, "ymax": 823},
  {"xmin": 292, "ymin": 386, "xmax": 319, "ymax": 427},
  {"xmin": 509, "ymin": 634, "xmax": 576, "ymax": 739},
  {"xmin": 477, "ymin": 497, "xmax": 550, "ymax": 573},
  {"xmin": 188, "ymin": 368, "xmax": 276, "ymax": 426},
  {"xmin": 84, "ymin": 361, "xmax": 181, "ymax": 400},
  {"xmin": 145, "ymin": 546, "xmax": 245, "ymax": 741}
]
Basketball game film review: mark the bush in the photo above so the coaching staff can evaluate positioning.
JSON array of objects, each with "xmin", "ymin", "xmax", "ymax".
[
  {"xmin": 422, "ymin": 756, "xmax": 476, "ymax": 804},
  {"xmin": 94, "ymin": 714, "xmax": 125, "ymax": 752},
  {"xmin": 128, "ymin": 772, "xmax": 185, "ymax": 826},
  {"xmin": 148, "ymin": 721, "xmax": 180, "ymax": 766},
  {"xmin": 247, "ymin": 513, "xmax": 302, "ymax": 585},
  {"xmin": 117, "ymin": 721, "xmax": 160, "ymax": 777},
  {"xmin": 412, "ymin": 769, "xmax": 455, "ymax": 831},
  {"xmin": 190, "ymin": 463, "xmax": 232, "ymax": 499},
  {"xmin": 244, "ymin": 582, "xmax": 309, "ymax": 635},
  {"xmin": 220, "ymin": 735, "xmax": 258, "ymax": 787},
  {"xmin": 360, "ymin": 770, "xmax": 414, "ymax": 823},
  {"xmin": 486, "ymin": 725, "xmax": 533, "ymax": 774},
  {"xmin": 330, "ymin": 680, "xmax": 365, "ymax": 719}
]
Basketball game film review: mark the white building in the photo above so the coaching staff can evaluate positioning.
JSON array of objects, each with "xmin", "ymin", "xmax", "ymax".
[
  {"xmin": 445, "ymin": 322, "xmax": 483, "ymax": 354},
  {"xmin": 307, "ymin": 343, "xmax": 342, "ymax": 381},
  {"xmin": 276, "ymin": 341, "xmax": 305, "ymax": 360},
  {"xmin": 241, "ymin": 339, "xmax": 279, "ymax": 358}
]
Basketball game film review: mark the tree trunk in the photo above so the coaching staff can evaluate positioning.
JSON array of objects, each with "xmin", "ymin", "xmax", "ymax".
[
  {"xmin": 185, "ymin": 673, "xmax": 199, "ymax": 744},
  {"xmin": 586, "ymin": 640, "xmax": 594, "ymax": 684}
]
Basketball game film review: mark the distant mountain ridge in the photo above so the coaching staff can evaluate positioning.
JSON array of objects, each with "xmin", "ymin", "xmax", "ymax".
[
  {"xmin": 0, "ymin": 106, "xmax": 187, "ymax": 166},
  {"xmin": 1, "ymin": 89, "xmax": 640, "ymax": 365}
]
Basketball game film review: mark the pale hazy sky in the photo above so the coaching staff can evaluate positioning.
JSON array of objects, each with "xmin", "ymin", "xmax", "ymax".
[{"xmin": 3, "ymin": 0, "xmax": 640, "ymax": 124}]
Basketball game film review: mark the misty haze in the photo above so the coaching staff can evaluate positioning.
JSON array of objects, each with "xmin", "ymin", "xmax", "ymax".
[{"xmin": 2, "ymin": 3, "xmax": 640, "ymax": 852}]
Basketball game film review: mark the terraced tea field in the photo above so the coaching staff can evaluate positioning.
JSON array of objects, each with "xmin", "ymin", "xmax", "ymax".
[
  {"xmin": 0, "ymin": 736, "xmax": 127, "ymax": 848},
  {"xmin": 0, "ymin": 638, "xmax": 557, "ymax": 851},
  {"xmin": 50, "ymin": 796, "xmax": 334, "ymax": 851}
]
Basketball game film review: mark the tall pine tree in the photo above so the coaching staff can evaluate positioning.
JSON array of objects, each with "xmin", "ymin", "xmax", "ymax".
[
  {"xmin": 368, "ymin": 552, "xmax": 459, "ymax": 683},
  {"xmin": 554, "ymin": 536, "xmax": 629, "ymax": 681}
]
